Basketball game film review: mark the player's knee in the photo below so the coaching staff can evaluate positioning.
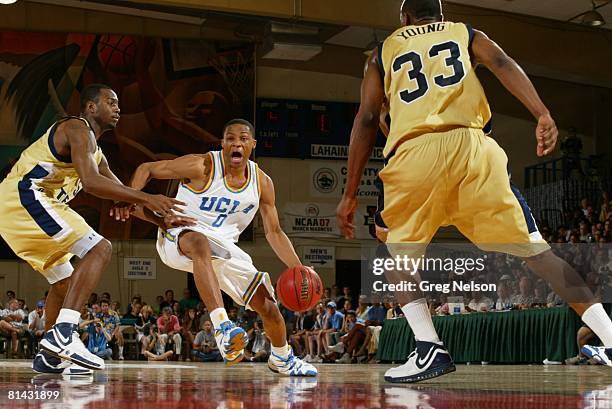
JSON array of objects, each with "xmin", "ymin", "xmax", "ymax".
[{"xmin": 180, "ymin": 232, "xmax": 210, "ymax": 257}]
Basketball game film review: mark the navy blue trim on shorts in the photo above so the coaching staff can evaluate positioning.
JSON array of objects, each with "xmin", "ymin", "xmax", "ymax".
[
  {"xmin": 377, "ymin": 42, "xmax": 385, "ymax": 84},
  {"xmin": 483, "ymin": 119, "xmax": 492, "ymax": 135},
  {"xmin": 510, "ymin": 182, "xmax": 538, "ymax": 234},
  {"xmin": 374, "ymin": 176, "xmax": 387, "ymax": 228},
  {"xmin": 18, "ymin": 165, "xmax": 63, "ymax": 237}
]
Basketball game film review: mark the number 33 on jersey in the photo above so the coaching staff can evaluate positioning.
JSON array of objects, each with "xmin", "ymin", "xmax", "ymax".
[{"xmin": 379, "ymin": 22, "xmax": 492, "ymax": 157}]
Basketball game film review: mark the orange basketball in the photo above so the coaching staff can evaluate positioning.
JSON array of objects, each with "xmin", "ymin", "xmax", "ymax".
[{"xmin": 276, "ymin": 266, "xmax": 323, "ymax": 312}]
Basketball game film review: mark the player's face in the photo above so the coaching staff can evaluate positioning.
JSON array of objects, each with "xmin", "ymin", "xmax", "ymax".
[
  {"xmin": 94, "ymin": 88, "xmax": 121, "ymax": 130},
  {"xmin": 222, "ymin": 124, "xmax": 256, "ymax": 168}
]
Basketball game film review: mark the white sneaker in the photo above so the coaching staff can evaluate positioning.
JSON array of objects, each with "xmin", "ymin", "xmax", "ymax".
[
  {"xmin": 303, "ymin": 354, "xmax": 313, "ymax": 362},
  {"xmin": 582, "ymin": 345, "xmax": 612, "ymax": 367},
  {"xmin": 312, "ymin": 356, "xmax": 323, "ymax": 363},
  {"xmin": 384, "ymin": 341, "xmax": 455, "ymax": 383},
  {"xmin": 268, "ymin": 345, "xmax": 317, "ymax": 376},
  {"xmin": 328, "ymin": 342, "xmax": 345, "ymax": 354},
  {"xmin": 39, "ymin": 323, "xmax": 105, "ymax": 370},
  {"xmin": 214, "ymin": 321, "xmax": 248, "ymax": 365},
  {"xmin": 335, "ymin": 353, "xmax": 352, "ymax": 364}
]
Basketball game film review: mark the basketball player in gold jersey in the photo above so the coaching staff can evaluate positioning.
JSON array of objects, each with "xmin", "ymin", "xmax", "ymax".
[
  {"xmin": 337, "ymin": 0, "xmax": 612, "ymax": 382},
  {"xmin": 0, "ymin": 84, "xmax": 184, "ymax": 374}
]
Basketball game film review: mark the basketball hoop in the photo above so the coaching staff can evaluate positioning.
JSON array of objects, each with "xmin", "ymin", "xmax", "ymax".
[{"xmin": 209, "ymin": 48, "xmax": 255, "ymax": 106}]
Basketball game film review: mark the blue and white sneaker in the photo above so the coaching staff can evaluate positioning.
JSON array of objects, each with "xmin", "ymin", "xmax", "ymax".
[
  {"xmin": 582, "ymin": 345, "xmax": 612, "ymax": 367},
  {"xmin": 214, "ymin": 321, "xmax": 248, "ymax": 365},
  {"xmin": 39, "ymin": 323, "xmax": 105, "ymax": 371},
  {"xmin": 32, "ymin": 350, "xmax": 93, "ymax": 375},
  {"xmin": 384, "ymin": 341, "xmax": 456, "ymax": 383},
  {"xmin": 268, "ymin": 345, "xmax": 318, "ymax": 376}
]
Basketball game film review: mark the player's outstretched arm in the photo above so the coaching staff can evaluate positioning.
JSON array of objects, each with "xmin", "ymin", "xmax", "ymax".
[
  {"xmin": 99, "ymin": 154, "xmax": 136, "ymax": 222},
  {"xmin": 130, "ymin": 153, "xmax": 211, "ymax": 191},
  {"xmin": 259, "ymin": 169, "xmax": 301, "ymax": 268},
  {"xmin": 337, "ymin": 49, "xmax": 385, "ymax": 239},
  {"xmin": 66, "ymin": 120, "xmax": 183, "ymax": 216},
  {"xmin": 471, "ymin": 30, "xmax": 558, "ymax": 157}
]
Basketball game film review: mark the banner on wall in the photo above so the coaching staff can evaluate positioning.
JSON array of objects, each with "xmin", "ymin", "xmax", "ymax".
[
  {"xmin": 123, "ymin": 257, "xmax": 157, "ymax": 280},
  {"xmin": 302, "ymin": 246, "xmax": 335, "ymax": 268},
  {"xmin": 310, "ymin": 161, "xmax": 382, "ymax": 198},
  {"xmin": 283, "ymin": 202, "xmax": 378, "ymax": 240}
]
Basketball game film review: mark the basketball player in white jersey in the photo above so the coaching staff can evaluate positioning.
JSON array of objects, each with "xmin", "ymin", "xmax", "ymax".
[{"xmin": 130, "ymin": 119, "xmax": 317, "ymax": 376}]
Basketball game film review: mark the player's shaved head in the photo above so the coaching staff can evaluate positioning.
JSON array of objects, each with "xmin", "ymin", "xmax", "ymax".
[
  {"xmin": 223, "ymin": 118, "xmax": 255, "ymax": 137},
  {"xmin": 80, "ymin": 83, "xmax": 112, "ymax": 111},
  {"xmin": 401, "ymin": 0, "xmax": 442, "ymax": 23}
]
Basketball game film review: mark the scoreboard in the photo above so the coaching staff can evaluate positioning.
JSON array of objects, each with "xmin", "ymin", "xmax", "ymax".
[{"xmin": 255, "ymin": 98, "xmax": 385, "ymax": 160}]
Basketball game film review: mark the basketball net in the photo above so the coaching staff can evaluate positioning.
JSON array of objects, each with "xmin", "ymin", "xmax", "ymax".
[{"xmin": 209, "ymin": 49, "xmax": 255, "ymax": 105}]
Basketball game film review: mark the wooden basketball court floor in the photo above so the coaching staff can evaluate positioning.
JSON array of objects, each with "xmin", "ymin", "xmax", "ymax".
[{"xmin": 0, "ymin": 360, "xmax": 609, "ymax": 408}]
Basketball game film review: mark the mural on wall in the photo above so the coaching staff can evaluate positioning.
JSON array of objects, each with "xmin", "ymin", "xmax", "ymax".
[{"xmin": 0, "ymin": 31, "xmax": 255, "ymax": 253}]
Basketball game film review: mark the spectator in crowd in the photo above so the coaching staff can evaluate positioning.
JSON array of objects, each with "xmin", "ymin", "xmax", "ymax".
[
  {"xmin": 123, "ymin": 303, "xmax": 141, "ymax": 321},
  {"xmin": 495, "ymin": 277, "xmax": 515, "ymax": 310},
  {"xmin": 100, "ymin": 292, "xmax": 111, "ymax": 302},
  {"xmin": 154, "ymin": 295, "xmax": 164, "ymax": 315},
  {"xmin": 125, "ymin": 295, "xmax": 142, "ymax": 316},
  {"xmin": 323, "ymin": 288, "xmax": 331, "ymax": 302},
  {"xmin": 329, "ymin": 311, "xmax": 369, "ymax": 364},
  {"xmin": 159, "ymin": 290, "xmax": 176, "ymax": 312},
  {"xmin": 512, "ymin": 277, "xmax": 536, "ymax": 309},
  {"xmin": 111, "ymin": 301, "xmax": 122, "ymax": 317},
  {"xmin": 386, "ymin": 302, "xmax": 403, "ymax": 319},
  {"xmin": 331, "ymin": 285, "xmax": 342, "ymax": 304},
  {"xmin": 79, "ymin": 304, "xmax": 95, "ymax": 341},
  {"xmin": 337, "ymin": 287, "xmax": 353, "ymax": 311},
  {"xmin": 5, "ymin": 290, "xmax": 15, "ymax": 305},
  {"xmin": 304, "ymin": 303, "xmax": 326, "ymax": 363},
  {"xmin": 196, "ymin": 302, "xmax": 210, "ymax": 329},
  {"xmin": 318, "ymin": 301, "xmax": 344, "ymax": 357},
  {"xmin": 98, "ymin": 300, "xmax": 124, "ymax": 360},
  {"xmin": 227, "ymin": 306, "xmax": 239, "ymax": 323},
  {"xmin": 17, "ymin": 299, "xmax": 28, "ymax": 315},
  {"xmin": 135, "ymin": 305, "xmax": 157, "ymax": 359},
  {"xmin": 289, "ymin": 311, "xmax": 312, "ymax": 357},
  {"xmin": 27, "ymin": 300, "xmax": 46, "ymax": 354},
  {"xmin": 0, "ymin": 298, "xmax": 26, "ymax": 357},
  {"xmin": 340, "ymin": 300, "xmax": 352, "ymax": 315},
  {"xmin": 355, "ymin": 295, "xmax": 370, "ymax": 322},
  {"xmin": 87, "ymin": 320, "xmax": 113, "ymax": 360},
  {"xmin": 245, "ymin": 320, "xmax": 270, "ymax": 362},
  {"xmin": 466, "ymin": 288, "xmax": 493, "ymax": 312},
  {"xmin": 191, "ymin": 320, "xmax": 221, "ymax": 362},
  {"xmin": 91, "ymin": 302, "xmax": 101, "ymax": 317},
  {"xmin": 179, "ymin": 288, "xmax": 199, "ymax": 315},
  {"xmin": 365, "ymin": 296, "xmax": 386, "ymax": 326},
  {"xmin": 87, "ymin": 292, "xmax": 98, "ymax": 308},
  {"xmin": 334, "ymin": 311, "xmax": 359, "ymax": 363},
  {"xmin": 143, "ymin": 325, "xmax": 174, "ymax": 361},
  {"xmin": 172, "ymin": 301, "xmax": 181, "ymax": 318},
  {"xmin": 157, "ymin": 306, "xmax": 182, "ymax": 358},
  {"xmin": 579, "ymin": 222, "xmax": 589, "ymax": 242},
  {"xmin": 181, "ymin": 308, "xmax": 198, "ymax": 361}
]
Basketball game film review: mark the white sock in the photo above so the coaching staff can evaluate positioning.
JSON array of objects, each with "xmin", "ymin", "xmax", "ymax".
[
  {"xmin": 119, "ymin": 346, "xmax": 124, "ymax": 355},
  {"xmin": 56, "ymin": 308, "xmax": 80, "ymax": 325},
  {"xmin": 210, "ymin": 307, "xmax": 229, "ymax": 330},
  {"xmin": 581, "ymin": 303, "xmax": 612, "ymax": 347},
  {"xmin": 401, "ymin": 298, "xmax": 441, "ymax": 344},
  {"xmin": 271, "ymin": 344, "xmax": 289, "ymax": 358}
]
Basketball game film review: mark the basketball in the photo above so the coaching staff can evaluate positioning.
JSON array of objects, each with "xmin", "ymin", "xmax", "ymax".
[{"xmin": 276, "ymin": 266, "xmax": 323, "ymax": 312}]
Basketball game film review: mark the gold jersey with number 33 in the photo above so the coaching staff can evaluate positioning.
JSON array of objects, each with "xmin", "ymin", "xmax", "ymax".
[{"xmin": 379, "ymin": 21, "xmax": 492, "ymax": 157}]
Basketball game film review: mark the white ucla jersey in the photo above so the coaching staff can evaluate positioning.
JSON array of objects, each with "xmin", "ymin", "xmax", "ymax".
[{"xmin": 166, "ymin": 150, "xmax": 261, "ymax": 243}]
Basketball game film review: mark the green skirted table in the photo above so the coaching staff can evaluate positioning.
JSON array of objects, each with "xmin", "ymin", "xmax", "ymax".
[{"xmin": 377, "ymin": 307, "xmax": 594, "ymax": 363}]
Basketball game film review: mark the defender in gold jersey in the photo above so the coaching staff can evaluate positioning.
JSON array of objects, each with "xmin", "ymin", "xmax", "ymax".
[
  {"xmin": 337, "ymin": 0, "xmax": 612, "ymax": 382},
  {"xmin": 0, "ymin": 84, "xmax": 184, "ymax": 374}
]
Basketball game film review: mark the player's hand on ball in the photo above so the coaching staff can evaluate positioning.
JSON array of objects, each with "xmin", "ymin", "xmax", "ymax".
[
  {"xmin": 336, "ymin": 196, "xmax": 357, "ymax": 239},
  {"xmin": 162, "ymin": 213, "xmax": 197, "ymax": 230},
  {"xmin": 536, "ymin": 113, "xmax": 558, "ymax": 157},
  {"xmin": 109, "ymin": 202, "xmax": 135, "ymax": 222}
]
